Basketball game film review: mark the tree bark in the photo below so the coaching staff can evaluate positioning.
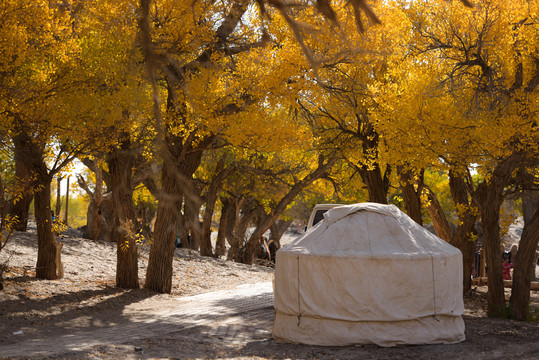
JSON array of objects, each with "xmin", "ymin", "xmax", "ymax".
[
  {"xmin": 13, "ymin": 129, "xmax": 64, "ymax": 280},
  {"xmin": 510, "ymin": 203, "xmax": 539, "ymax": 320},
  {"xmin": 144, "ymin": 157, "xmax": 182, "ymax": 293},
  {"xmin": 522, "ymin": 190, "xmax": 539, "ymax": 281},
  {"xmin": 453, "ymin": 220, "xmax": 477, "ymax": 293},
  {"xmin": 55, "ymin": 176, "xmax": 62, "ymax": 219},
  {"xmin": 424, "ymin": 171, "xmax": 479, "ymax": 294},
  {"xmin": 215, "ymin": 197, "xmax": 232, "ymax": 257},
  {"xmin": 472, "ymin": 152, "xmax": 532, "ymax": 317},
  {"xmin": 144, "ymin": 119, "xmax": 208, "ymax": 292},
  {"xmin": 144, "ymin": 124, "xmax": 208, "ymax": 293},
  {"xmin": 449, "ymin": 171, "xmax": 478, "ymax": 294},
  {"xmin": 183, "ymin": 190, "xmax": 202, "ymax": 251},
  {"xmin": 476, "ymin": 179, "xmax": 506, "ymax": 317},
  {"xmin": 77, "ymin": 168, "xmax": 105, "ymax": 241},
  {"xmin": 107, "ymin": 140, "xmax": 138, "ymax": 289},
  {"xmin": 423, "ymin": 186, "xmax": 453, "ymax": 243},
  {"xmin": 200, "ymin": 195, "xmax": 216, "ymax": 257},
  {"xmin": 228, "ymin": 200, "xmax": 259, "ymax": 262},
  {"xmin": 269, "ymin": 219, "xmax": 293, "ymax": 249},
  {"xmin": 522, "ymin": 190, "xmax": 539, "ymax": 225},
  {"xmin": 10, "ymin": 133, "xmax": 34, "ymax": 231},
  {"xmin": 34, "ymin": 172, "xmax": 64, "ymax": 280},
  {"xmin": 200, "ymin": 159, "xmax": 234, "ymax": 257},
  {"xmin": 358, "ymin": 163, "xmax": 389, "ymax": 204},
  {"xmin": 398, "ymin": 166, "xmax": 424, "ymax": 225},
  {"xmin": 64, "ymin": 177, "xmax": 69, "ymax": 226}
]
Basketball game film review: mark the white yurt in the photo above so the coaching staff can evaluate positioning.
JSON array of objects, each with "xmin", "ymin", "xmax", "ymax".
[{"xmin": 273, "ymin": 203, "xmax": 465, "ymax": 347}]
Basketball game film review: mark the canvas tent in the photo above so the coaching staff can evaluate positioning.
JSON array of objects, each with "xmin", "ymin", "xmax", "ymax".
[{"xmin": 273, "ymin": 203, "xmax": 465, "ymax": 347}]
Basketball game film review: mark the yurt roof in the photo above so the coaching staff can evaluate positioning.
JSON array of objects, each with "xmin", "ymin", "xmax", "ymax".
[{"xmin": 281, "ymin": 203, "xmax": 460, "ymax": 259}]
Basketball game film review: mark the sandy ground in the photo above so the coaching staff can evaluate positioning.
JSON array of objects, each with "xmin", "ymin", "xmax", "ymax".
[{"xmin": 1, "ymin": 226, "xmax": 538, "ymax": 360}]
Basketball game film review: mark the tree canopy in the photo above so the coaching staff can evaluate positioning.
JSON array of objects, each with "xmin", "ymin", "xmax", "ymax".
[{"xmin": 1, "ymin": 0, "xmax": 537, "ymax": 319}]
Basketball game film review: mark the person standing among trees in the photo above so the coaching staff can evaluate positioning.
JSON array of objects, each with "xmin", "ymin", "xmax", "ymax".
[{"xmin": 503, "ymin": 253, "xmax": 513, "ymax": 281}]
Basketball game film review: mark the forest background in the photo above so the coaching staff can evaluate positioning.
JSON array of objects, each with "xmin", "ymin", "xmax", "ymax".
[{"xmin": 0, "ymin": 0, "xmax": 538, "ymax": 322}]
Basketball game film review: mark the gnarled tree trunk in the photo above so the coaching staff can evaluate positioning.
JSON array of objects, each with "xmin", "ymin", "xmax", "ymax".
[
  {"xmin": 423, "ymin": 186, "xmax": 453, "ymax": 243},
  {"xmin": 200, "ymin": 158, "xmax": 234, "ymax": 257},
  {"xmin": 398, "ymin": 166, "xmax": 424, "ymax": 225},
  {"xmin": 183, "ymin": 189, "xmax": 202, "ymax": 251},
  {"xmin": 145, "ymin": 127, "xmax": 206, "ymax": 293},
  {"xmin": 476, "ymin": 179, "xmax": 506, "ymax": 317},
  {"xmin": 269, "ymin": 219, "xmax": 293, "ymax": 249},
  {"xmin": 16, "ymin": 131, "xmax": 63, "ymax": 280},
  {"xmin": 34, "ymin": 172, "xmax": 64, "ymax": 279},
  {"xmin": 424, "ymin": 171, "xmax": 479, "ymax": 295},
  {"xmin": 77, "ymin": 167, "xmax": 105, "ymax": 241},
  {"xmin": 12, "ymin": 116, "xmax": 83, "ymax": 279},
  {"xmin": 449, "ymin": 171, "xmax": 478, "ymax": 294},
  {"xmin": 144, "ymin": 158, "xmax": 182, "ymax": 293},
  {"xmin": 107, "ymin": 139, "xmax": 138, "ymax": 289},
  {"xmin": 228, "ymin": 199, "xmax": 259, "ymax": 262},
  {"xmin": 510, "ymin": 196, "xmax": 539, "ymax": 320},
  {"xmin": 215, "ymin": 197, "xmax": 232, "ymax": 257},
  {"xmin": 10, "ymin": 133, "xmax": 34, "ymax": 231},
  {"xmin": 358, "ymin": 163, "xmax": 390, "ymax": 204}
]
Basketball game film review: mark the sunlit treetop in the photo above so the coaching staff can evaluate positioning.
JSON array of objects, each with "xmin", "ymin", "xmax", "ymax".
[
  {"xmin": 372, "ymin": 0, "xmax": 539, "ymax": 175},
  {"xmin": 0, "ymin": 1, "xmax": 79, "ymax": 134}
]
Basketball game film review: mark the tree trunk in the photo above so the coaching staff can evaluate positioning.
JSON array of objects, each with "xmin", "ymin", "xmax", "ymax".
[
  {"xmin": 55, "ymin": 176, "xmax": 62, "ymax": 219},
  {"xmin": 64, "ymin": 177, "xmax": 69, "ymax": 226},
  {"xmin": 423, "ymin": 186, "xmax": 453, "ymax": 243},
  {"xmin": 398, "ymin": 166, "xmax": 424, "ymax": 225},
  {"xmin": 510, "ymin": 203, "xmax": 539, "ymax": 320},
  {"xmin": 200, "ymin": 159, "xmax": 234, "ymax": 257},
  {"xmin": 522, "ymin": 190, "xmax": 539, "ymax": 225},
  {"xmin": 453, "ymin": 221, "xmax": 477, "ymax": 293},
  {"xmin": 424, "ymin": 171, "xmax": 479, "ymax": 294},
  {"xmin": 522, "ymin": 189, "xmax": 539, "ymax": 281},
  {"xmin": 15, "ymin": 130, "xmax": 63, "ymax": 280},
  {"xmin": 200, "ymin": 195, "xmax": 217, "ymax": 257},
  {"xmin": 215, "ymin": 197, "xmax": 232, "ymax": 257},
  {"xmin": 10, "ymin": 133, "xmax": 34, "ymax": 231},
  {"xmin": 473, "ymin": 152, "xmax": 531, "ymax": 317},
  {"xmin": 107, "ymin": 141, "xmax": 138, "ymax": 289},
  {"xmin": 449, "ymin": 171, "xmax": 478, "ymax": 294},
  {"xmin": 228, "ymin": 201, "xmax": 258, "ymax": 262},
  {"xmin": 183, "ymin": 191, "xmax": 201, "ymax": 251},
  {"xmin": 177, "ymin": 211, "xmax": 189, "ymax": 247},
  {"xmin": 269, "ymin": 219, "xmax": 293, "ymax": 249},
  {"xmin": 34, "ymin": 173, "xmax": 64, "ymax": 280},
  {"xmin": 478, "ymin": 180, "xmax": 506, "ymax": 317},
  {"xmin": 86, "ymin": 200, "xmax": 104, "ymax": 240},
  {"xmin": 224, "ymin": 198, "xmax": 240, "ymax": 260},
  {"xmin": 144, "ymin": 121, "xmax": 207, "ymax": 293},
  {"xmin": 358, "ymin": 163, "xmax": 389, "ymax": 204},
  {"xmin": 144, "ymin": 157, "xmax": 183, "ymax": 293},
  {"xmin": 78, "ymin": 168, "xmax": 104, "ymax": 241}
]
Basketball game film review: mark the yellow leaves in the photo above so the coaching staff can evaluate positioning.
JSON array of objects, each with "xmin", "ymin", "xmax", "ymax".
[
  {"xmin": 52, "ymin": 218, "xmax": 68, "ymax": 234},
  {"xmin": 0, "ymin": 0, "xmax": 77, "ymax": 77},
  {"xmin": 223, "ymin": 105, "xmax": 310, "ymax": 153},
  {"xmin": 119, "ymin": 240, "xmax": 130, "ymax": 253},
  {"xmin": 456, "ymin": 203, "xmax": 479, "ymax": 220},
  {"xmin": 467, "ymin": 231, "xmax": 478, "ymax": 243},
  {"xmin": 369, "ymin": 0, "xmax": 539, "ymax": 179}
]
